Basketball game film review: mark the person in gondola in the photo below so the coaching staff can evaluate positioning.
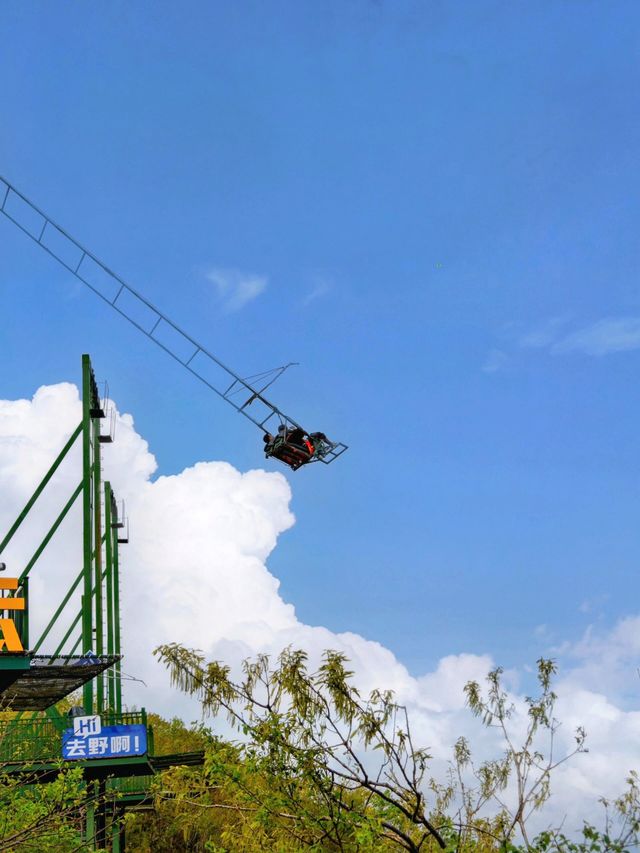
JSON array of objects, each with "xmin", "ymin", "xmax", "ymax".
[
  {"xmin": 288, "ymin": 427, "xmax": 317, "ymax": 458},
  {"xmin": 263, "ymin": 432, "xmax": 274, "ymax": 457},
  {"xmin": 265, "ymin": 426, "xmax": 293, "ymax": 460},
  {"xmin": 301, "ymin": 433, "xmax": 315, "ymax": 456},
  {"xmin": 264, "ymin": 424, "xmax": 314, "ymax": 470},
  {"xmin": 287, "ymin": 427, "xmax": 305, "ymax": 448}
]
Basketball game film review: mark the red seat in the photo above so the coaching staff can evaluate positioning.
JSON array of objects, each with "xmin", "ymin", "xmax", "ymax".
[{"xmin": 267, "ymin": 440, "xmax": 312, "ymax": 471}]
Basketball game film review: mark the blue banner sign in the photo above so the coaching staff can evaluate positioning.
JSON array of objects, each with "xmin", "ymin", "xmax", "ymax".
[{"xmin": 62, "ymin": 723, "xmax": 147, "ymax": 760}]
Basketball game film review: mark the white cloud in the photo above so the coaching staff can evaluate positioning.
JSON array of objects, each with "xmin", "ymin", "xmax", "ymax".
[
  {"xmin": 206, "ymin": 267, "xmax": 267, "ymax": 312},
  {"xmin": 578, "ymin": 594, "xmax": 609, "ymax": 615},
  {"xmin": 519, "ymin": 316, "xmax": 571, "ymax": 349},
  {"xmin": 551, "ymin": 317, "xmax": 640, "ymax": 356},
  {"xmin": 520, "ymin": 316, "xmax": 640, "ymax": 357},
  {"xmin": 1, "ymin": 382, "xmax": 640, "ymax": 835},
  {"xmin": 301, "ymin": 276, "xmax": 331, "ymax": 306},
  {"xmin": 552, "ymin": 616, "xmax": 640, "ymax": 703}
]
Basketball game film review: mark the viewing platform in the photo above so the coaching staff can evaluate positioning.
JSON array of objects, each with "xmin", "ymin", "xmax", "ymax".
[{"xmin": 0, "ymin": 654, "xmax": 120, "ymax": 711}]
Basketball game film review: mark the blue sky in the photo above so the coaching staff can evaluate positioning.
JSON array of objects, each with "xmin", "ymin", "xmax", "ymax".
[{"xmin": 1, "ymin": 0, "xmax": 640, "ymax": 676}]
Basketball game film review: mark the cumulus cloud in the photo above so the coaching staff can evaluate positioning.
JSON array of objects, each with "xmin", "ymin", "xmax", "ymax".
[
  {"xmin": 206, "ymin": 267, "xmax": 267, "ymax": 312},
  {"xmin": 1, "ymin": 381, "xmax": 639, "ymax": 833}
]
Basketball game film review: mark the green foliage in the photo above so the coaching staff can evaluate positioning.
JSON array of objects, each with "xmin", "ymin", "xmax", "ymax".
[
  {"xmin": 124, "ymin": 649, "xmax": 639, "ymax": 853},
  {"xmin": 0, "ymin": 765, "xmax": 88, "ymax": 852},
  {"xmin": 146, "ymin": 712, "xmax": 213, "ymax": 755},
  {"xmin": 125, "ymin": 717, "xmax": 216, "ymax": 853},
  {"xmin": 0, "ymin": 654, "xmax": 621, "ymax": 853},
  {"xmin": 155, "ymin": 643, "xmax": 446, "ymax": 851}
]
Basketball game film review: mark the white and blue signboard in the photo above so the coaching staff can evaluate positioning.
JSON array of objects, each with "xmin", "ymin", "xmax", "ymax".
[{"xmin": 62, "ymin": 715, "xmax": 147, "ymax": 761}]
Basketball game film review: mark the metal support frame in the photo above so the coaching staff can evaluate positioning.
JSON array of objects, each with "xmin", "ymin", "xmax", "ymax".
[
  {"xmin": 0, "ymin": 354, "xmax": 136, "ymax": 850},
  {"xmin": 82, "ymin": 354, "xmax": 95, "ymax": 712},
  {"xmin": 113, "ymin": 495, "xmax": 123, "ymax": 716},
  {"xmin": 0, "ymin": 354, "xmax": 127, "ymax": 716},
  {"xmin": 105, "ymin": 483, "xmax": 115, "ymax": 713},
  {"xmin": 93, "ymin": 405, "xmax": 104, "ymax": 712}
]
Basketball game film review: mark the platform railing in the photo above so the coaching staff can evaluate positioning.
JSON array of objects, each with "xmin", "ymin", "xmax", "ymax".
[
  {"xmin": 0, "ymin": 710, "xmax": 150, "ymax": 763},
  {"xmin": 107, "ymin": 773, "xmax": 155, "ymax": 803}
]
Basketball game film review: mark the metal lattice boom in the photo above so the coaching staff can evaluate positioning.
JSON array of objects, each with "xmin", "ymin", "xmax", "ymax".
[{"xmin": 0, "ymin": 175, "xmax": 347, "ymax": 466}]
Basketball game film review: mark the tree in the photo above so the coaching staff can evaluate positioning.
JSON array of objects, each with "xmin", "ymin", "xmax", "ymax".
[
  {"xmin": 152, "ymin": 645, "xmax": 636, "ymax": 853},
  {"xmin": 431, "ymin": 658, "xmax": 587, "ymax": 850},
  {"xmin": 155, "ymin": 644, "xmax": 447, "ymax": 852}
]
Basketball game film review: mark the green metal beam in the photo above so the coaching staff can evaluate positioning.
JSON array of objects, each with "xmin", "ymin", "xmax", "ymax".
[
  {"xmin": 58, "ymin": 603, "xmax": 83, "ymax": 660},
  {"xmin": 113, "ymin": 516, "xmax": 122, "ymax": 716},
  {"xmin": 14, "ymin": 577, "xmax": 28, "ymax": 649},
  {"xmin": 85, "ymin": 784, "xmax": 96, "ymax": 849},
  {"xmin": 23, "ymin": 578, "xmax": 29, "ymax": 650},
  {"xmin": 105, "ymin": 482, "xmax": 115, "ymax": 712},
  {"xmin": 51, "ymin": 561, "xmax": 110, "ymax": 659},
  {"xmin": 93, "ymin": 418, "xmax": 104, "ymax": 714},
  {"xmin": 0, "ymin": 421, "xmax": 82, "ymax": 555},
  {"xmin": 35, "ymin": 567, "xmax": 83, "ymax": 655},
  {"xmin": 82, "ymin": 354, "xmax": 94, "ymax": 712},
  {"xmin": 33, "ymin": 533, "xmax": 106, "ymax": 654},
  {"xmin": 112, "ymin": 806, "xmax": 123, "ymax": 853},
  {"xmin": 19, "ymin": 481, "xmax": 83, "ymax": 583},
  {"xmin": 69, "ymin": 633, "xmax": 82, "ymax": 657}
]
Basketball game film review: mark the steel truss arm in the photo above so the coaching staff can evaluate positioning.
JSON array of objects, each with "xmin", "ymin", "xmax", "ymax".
[{"xmin": 0, "ymin": 176, "xmax": 347, "ymax": 464}]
